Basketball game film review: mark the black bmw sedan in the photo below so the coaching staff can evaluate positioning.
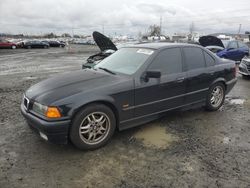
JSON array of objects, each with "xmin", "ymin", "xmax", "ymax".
[{"xmin": 21, "ymin": 43, "xmax": 237, "ymax": 150}]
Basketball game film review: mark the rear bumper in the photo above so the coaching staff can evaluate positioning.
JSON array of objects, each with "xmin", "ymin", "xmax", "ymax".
[
  {"xmin": 226, "ymin": 78, "xmax": 237, "ymax": 94},
  {"xmin": 21, "ymin": 104, "xmax": 71, "ymax": 144}
]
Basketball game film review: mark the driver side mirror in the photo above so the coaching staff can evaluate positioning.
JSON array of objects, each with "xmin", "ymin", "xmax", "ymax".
[{"xmin": 143, "ymin": 70, "xmax": 161, "ymax": 82}]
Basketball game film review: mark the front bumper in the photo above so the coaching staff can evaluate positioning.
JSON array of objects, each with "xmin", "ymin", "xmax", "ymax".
[
  {"xmin": 21, "ymin": 104, "xmax": 71, "ymax": 144},
  {"xmin": 239, "ymin": 63, "xmax": 250, "ymax": 76}
]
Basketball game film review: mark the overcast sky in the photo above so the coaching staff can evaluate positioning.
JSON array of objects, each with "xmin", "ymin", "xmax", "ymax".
[{"xmin": 0, "ymin": 0, "xmax": 250, "ymax": 36}]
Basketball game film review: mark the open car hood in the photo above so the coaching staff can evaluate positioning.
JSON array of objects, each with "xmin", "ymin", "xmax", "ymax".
[
  {"xmin": 199, "ymin": 36, "xmax": 224, "ymax": 48},
  {"xmin": 93, "ymin": 31, "xmax": 117, "ymax": 52}
]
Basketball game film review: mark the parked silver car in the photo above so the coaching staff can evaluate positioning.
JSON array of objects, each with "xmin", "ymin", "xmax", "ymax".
[{"xmin": 239, "ymin": 56, "xmax": 250, "ymax": 78}]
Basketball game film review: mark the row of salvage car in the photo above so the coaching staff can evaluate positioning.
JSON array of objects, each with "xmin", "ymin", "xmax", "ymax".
[
  {"xmin": 199, "ymin": 36, "xmax": 250, "ymax": 77},
  {"xmin": 82, "ymin": 32, "xmax": 250, "ymax": 78},
  {"xmin": 0, "ymin": 39, "xmax": 66, "ymax": 49}
]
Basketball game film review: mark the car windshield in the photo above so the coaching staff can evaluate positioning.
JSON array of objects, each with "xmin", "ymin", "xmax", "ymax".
[
  {"xmin": 222, "ymin": 40, "xmax": 229, "ymax": 48},
  {"xmin": 95, "ymin": 48, "xmax": 154, "ymax": 75}
]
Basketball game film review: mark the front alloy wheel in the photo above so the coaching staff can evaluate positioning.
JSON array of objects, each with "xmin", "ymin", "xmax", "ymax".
[
  {"xmin": 70, "ymin": 104, "xmax": 116, "ymax": 150},
  {"xmin": 79, "ymin": 112, "xmax": 110, "ymax": 145}
]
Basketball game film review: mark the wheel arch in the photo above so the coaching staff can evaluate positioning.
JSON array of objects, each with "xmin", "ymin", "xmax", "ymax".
[
  {"xmin": 209, "ymin": 78, "xmax": 227, "ymax": 91},
  {"xmin": 71, "ymin": 100, "xmax": 120, "ymax": 129}
]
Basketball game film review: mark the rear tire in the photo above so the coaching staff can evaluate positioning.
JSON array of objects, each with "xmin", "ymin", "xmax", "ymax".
[
  {"xmin": 70, "ymin": 104, "xmax": 116, "ymax": 150},
  {"xmin": 11, "ymin": 45, "xmax": 16, "ymax": 49},
  {"xmin": 205, "ymin": 83, "xmax": 225, "ymax": 111}
]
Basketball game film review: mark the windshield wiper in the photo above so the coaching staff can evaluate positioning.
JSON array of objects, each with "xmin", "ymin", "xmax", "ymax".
[{"xmin": 98, "ymin": 67, "xmax": 116, "ymax": 75}]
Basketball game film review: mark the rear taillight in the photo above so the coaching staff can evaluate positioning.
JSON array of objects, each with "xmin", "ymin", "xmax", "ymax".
[{"xmin": 234, "ymin": 65, "xmax": 237, "ymax": 78}]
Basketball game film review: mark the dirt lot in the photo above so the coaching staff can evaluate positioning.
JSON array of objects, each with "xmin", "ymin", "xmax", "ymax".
[{"xmin": 0, "ymin": 45, "xmax": 250, "ymax": 188}]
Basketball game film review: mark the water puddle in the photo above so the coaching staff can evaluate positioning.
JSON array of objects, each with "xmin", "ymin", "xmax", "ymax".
[
  {"xmin": 229, "ymin": 99, "xmax": 245, "ymax": 105},
  {"xmin": 222, "ymin": 137, "xmax": 230, "ymax": 144},
  {"xmin": 23, "ymin": 76, "xmax": 38, "ymax": 80},
  {"xmin": 133, "ymin": 124, "xmax": 178, "ymax": 149},
  {"xmin": 226, "ymin": 97, "xmax": 245, "ymax": 105}
]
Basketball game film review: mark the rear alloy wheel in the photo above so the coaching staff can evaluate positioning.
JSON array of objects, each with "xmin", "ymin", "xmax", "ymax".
[
  {"xmin": 11, "ymin": 45, "xmax": 16, "ymax": 49},
  {"xmin": 70, "ymin": 104, "xmax": 116, "ymax": 150},
  {"xmin": 205, "ymin": 83, "xmax": 225, "ymax": 111}
]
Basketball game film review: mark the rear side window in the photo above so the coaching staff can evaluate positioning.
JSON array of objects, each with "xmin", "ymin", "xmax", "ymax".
[
  {"xmin": 148, "ymin": 48, "xmax": 182, "ymax": 75},
  {"xmin": 238, "ymin": 41, "xmax": 248, "ymax": 48},
  {"xmin": 183, "ymin": 47, "xmax": 206, "ymax": 70},
  {"xmin": 203, "ymin": 51, "xmax": 215, "ymax": 66}
]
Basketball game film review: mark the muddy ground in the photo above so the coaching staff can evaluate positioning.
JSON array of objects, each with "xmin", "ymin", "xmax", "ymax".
[{"xmin": 0, "ymin": 45, "xmax": 250, "ymax": 188}]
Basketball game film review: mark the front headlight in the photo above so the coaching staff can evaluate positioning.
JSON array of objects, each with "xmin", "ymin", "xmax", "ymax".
[
  {"xmin": 32, "ymin": 102, "xmax": 48, "ymax": 115},
  {"xmin": 32, "ymin": 102, "xmax": 61, "ymax": 118}
]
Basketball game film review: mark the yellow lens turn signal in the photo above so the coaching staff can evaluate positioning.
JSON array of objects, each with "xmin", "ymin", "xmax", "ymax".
[{"xmin": 46, "ymin": 107, "xmax": 61, "ymax": 118}]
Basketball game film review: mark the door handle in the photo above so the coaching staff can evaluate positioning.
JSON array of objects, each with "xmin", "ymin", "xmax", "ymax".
[{"xmin": 176, "ymin": 77, "xmax": 185, "ymax": 82}]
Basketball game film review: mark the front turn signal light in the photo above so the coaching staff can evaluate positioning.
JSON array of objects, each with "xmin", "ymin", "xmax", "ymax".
[{"xmin": 46, "ymin": 107, "xmax": 61, "ymax": 118}]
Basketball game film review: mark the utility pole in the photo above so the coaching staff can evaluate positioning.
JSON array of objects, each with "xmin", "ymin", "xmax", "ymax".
[
  {"xmin": 71, "ymin": 26, "xmax": 74, "ymax": 37},
  {"xmin": 238, "ymin": 24, "xmax": 242, "ymax": 35},
  {"xmin": 102, "ymin": 24, "xmax": 104, "ymax": 34},
  {"xmin": 159, "ymin": 16, "xmax": 162, "ymax": 36},
  {"xmin": 237, "ymin": 24, "xmax": 242, "ymax": 39}
]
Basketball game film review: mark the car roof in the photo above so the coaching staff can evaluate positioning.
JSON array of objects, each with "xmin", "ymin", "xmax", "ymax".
[{"xmin": 124, "ymin": 42, "xmax": 201, "ymax": 50}]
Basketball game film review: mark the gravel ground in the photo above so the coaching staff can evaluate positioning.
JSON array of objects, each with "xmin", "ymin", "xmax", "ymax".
[{"xmin": 0, "ymin": 45, "xmax": 250, "ymax": 188}]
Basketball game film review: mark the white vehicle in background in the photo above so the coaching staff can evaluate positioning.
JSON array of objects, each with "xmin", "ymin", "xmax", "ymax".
[{"xmin": 239, "ymin": 56, "xmax": 250, "ymax": 78}]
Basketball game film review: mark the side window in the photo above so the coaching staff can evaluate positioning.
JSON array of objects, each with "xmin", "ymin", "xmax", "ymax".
[
  {"xmin": 183, "ymin": 47, "xmax": 206, "ymax": 70},
  {"xmin": 149, "ymin": 48, "xmax": 182, "ymax": 75},
  {"xmin": 228, "ymin": 41, "xmax": 238, "ymax": 49},
  {"xmin": 238, "ymin": 41, "xmax": 247, "ymax": 48},
  {"xmin": 203, "ymin": 51, "xmax": 215, "ymax": 66}
]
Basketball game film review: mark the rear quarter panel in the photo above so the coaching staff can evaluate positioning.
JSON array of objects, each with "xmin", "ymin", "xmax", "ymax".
[{"xmin": 211, "ymin": 58, "xmax": 236, "ymax": 86}]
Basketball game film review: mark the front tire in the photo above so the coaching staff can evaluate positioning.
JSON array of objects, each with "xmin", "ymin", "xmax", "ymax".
[
  {"xmin": 205, "ymin": 83, "xmax": 225, "ymax": 111},
  {"xmin": 11, "ymin": 45, "xmax": 16, "ymax": 49},
  {"xmin": 70, "ymin": 104, "xmax": 116, "ymax": 150}
]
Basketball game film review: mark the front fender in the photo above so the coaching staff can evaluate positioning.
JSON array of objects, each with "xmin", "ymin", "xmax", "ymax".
[
  {"xmin": 52, "ymin": 93, "xmax": 117, "ymax": 118},
  {"xmin": 70, "ymin": 94, "xmax": 117, "ymax": 117}
]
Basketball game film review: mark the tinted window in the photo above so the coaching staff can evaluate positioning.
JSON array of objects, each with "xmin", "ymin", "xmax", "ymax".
[
  {"xmin": 183, "ymin": 47, "xmax": 206, "ymax": 70},
  {"xmin": 204, "ymin": 51, "xmax": 215, "ymax": 66},
  {"xmin": 228, "ymin": 41, "xmax": 238, "ymax": 49},
  {"xmin": 148, "ymin": 48, "xmax": 182, "ymax": 75},
  {"xmin": 238, "ymin": 41, "xmax": 248, "ymax": 48}
]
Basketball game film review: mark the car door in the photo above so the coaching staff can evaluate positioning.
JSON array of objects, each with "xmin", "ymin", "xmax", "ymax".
[
  {"xmin": 238, "ymin": 41, "xmax": 249, "ymax": 60},
  {"xmin": 182, "ymin": 47, "xmax": 211, "ymax": 104},
  {"xmin": 226, "ymin": 41, "xmax": 240, "ymax": 61},
  {"xmin": 34, "ymin": 41, "xmax": 40, "ymax": 48},
  {"xmin": 37, "ymin": 41, "xmax": 42, "ymax": 48},
  {"xmin": 134, "ymin": 47, "xmax": 187, "ymax": 117},
  {"xmin": 1, "ymin": 41, "xmax": 9, "ymax": 48}
]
